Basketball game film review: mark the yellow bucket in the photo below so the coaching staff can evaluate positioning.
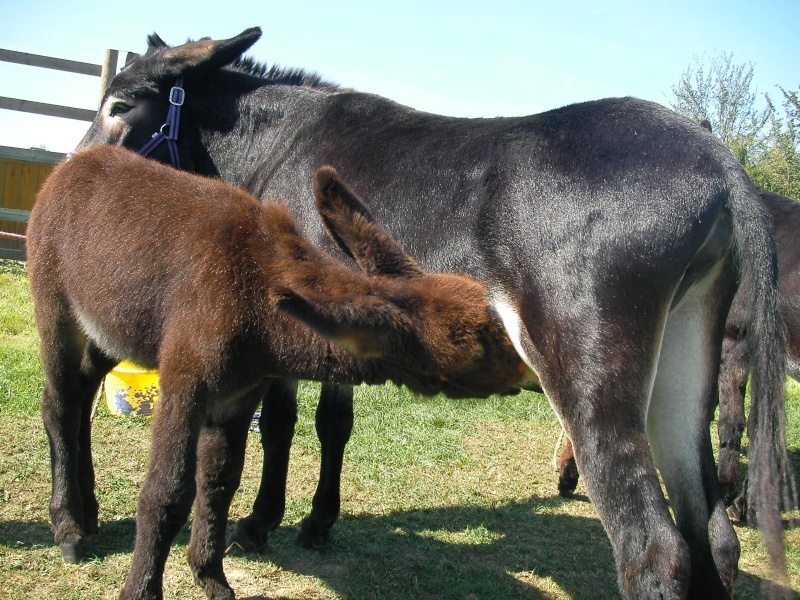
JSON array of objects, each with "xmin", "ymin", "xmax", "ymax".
[{"xmin": 105, "ymin": 361, "xmax": 160, "ymax": 417}]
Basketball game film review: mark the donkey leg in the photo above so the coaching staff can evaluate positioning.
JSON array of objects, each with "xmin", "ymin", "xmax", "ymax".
[
  {"xmin": 717, "ymin": 334, "xmax": 748, "ymax": 507},
  {"xmin": 42, "ymin": 364, "xmax": 87, "ymax": 562},
  {"xmin": 119, "ymin": 371, "xmax": 206, "ymax": 600},
  {"xmin": 557, "ymin": 437, "xmax": 579, "ymax": 498},
  {"xmin": 496, "ymin": 291, "xmax": 689, "ymax": 597},
  {"xmin": 536, "ymin": 314, "xmax": 692, "ymax": 597},
  {"xmin": 648, "ymin": 270, "xmax": 739, "ymax": 598},
  {"xmin": 566, "ymin": 393, "xmax": 692, "ymax": 599},
  {"xmin": 38, "ymin": 311, "xmax": 104, "ymax": 563},
  {"xmin": 189, "ymin": 387, "xmax": 264, "ymax": 600},
  {"xmin": 227, "ymin": 378, "xmax": 298, "ymax": 553},
  {"xmin": 298, "ymin": 383, "xmax": 354, "ymax": 549},
  {"xmin": 76, "ymin": 341, "xmax": 117, "ymax": 536}
]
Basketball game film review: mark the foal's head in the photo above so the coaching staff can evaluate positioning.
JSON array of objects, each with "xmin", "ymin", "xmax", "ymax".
[{"xmin": 275, "ymin": 167, "xmax": 534, "ymax": 398}]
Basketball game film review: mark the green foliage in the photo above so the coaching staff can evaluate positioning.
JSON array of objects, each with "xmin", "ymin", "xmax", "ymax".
[
  {"xmin": 671, "ymin": 52, "xmax": 773, "ymax": 152},
  {"xmin": 670, "ymin": 53, "xmax": 799, "ymax": 198},
  {"xmin": 748, "ymin": 86, "xmax": 800, "ymax": 198}
]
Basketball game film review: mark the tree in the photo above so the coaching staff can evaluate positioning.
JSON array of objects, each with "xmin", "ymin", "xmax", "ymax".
[
  {"xmin": 748, "ymin": 86, "xmax": 800, "ymax": 198},
  {"xmin": 670, "ymin": 51, "xmax": 773, "ymax": 164},
  {"xmin": 670, "ymin": 53, "xmax": 799, "ymax": 198}
]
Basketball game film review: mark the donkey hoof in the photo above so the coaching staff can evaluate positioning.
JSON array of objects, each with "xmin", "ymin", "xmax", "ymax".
[
  {"xmin": 225, "ymin": 521, "xmax": 268, "ymax": 555},
  {"xmin": 192, "ymin": 571, "xmax": 235, "ymax": 600},
  {"xmin": 297, "ymin": 517, "xmax": 332, "ymax": 550},
  {"xmin": 59, "ymin": 539, "xmax": 84, "ymax": 564},
  {"xmin": 726, "ymin": 494, "xmax": 748, "ymax": 523},
  {"xmin": 557, "ymin": 459, "xmax": 579, "ymax": 498}
]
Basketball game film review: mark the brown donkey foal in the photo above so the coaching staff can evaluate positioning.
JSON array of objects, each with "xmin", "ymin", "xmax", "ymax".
[{"xmin": 27, "ymin": 145, "xmax": 532, "ymax": 600}]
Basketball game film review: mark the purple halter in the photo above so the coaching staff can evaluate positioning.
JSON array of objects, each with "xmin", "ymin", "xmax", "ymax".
[{"xmin": 138, "ymin": 78, "xmax": 185, "ymax": 169}]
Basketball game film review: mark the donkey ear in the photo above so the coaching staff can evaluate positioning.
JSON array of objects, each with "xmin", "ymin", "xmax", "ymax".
[
  {"xmin": 313, "ymin": 166, "xmax": 424, "ymax": 278},
  {"xmin": 152, "ymin": 27, "xmax": 262, "ymax": 78},
  {"xmin": 272, "ymin": 287, "xmax": 398, "ymax": 358},
  {"xmin": 146, "ymin": 33, "xmax": 169, "ymax": 53}
]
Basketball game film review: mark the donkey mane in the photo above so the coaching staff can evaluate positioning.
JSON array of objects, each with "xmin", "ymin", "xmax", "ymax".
[
  {"xmin": 144, "ymin": 30, "xmax": 339, "ymax": 90},
  {"xmin": 231, "ymin": 56, "xmax": 339, "ymax": 90}
]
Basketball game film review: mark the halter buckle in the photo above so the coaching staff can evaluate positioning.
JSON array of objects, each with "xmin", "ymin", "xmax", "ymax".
[{"xmin": 169, "ymin": 85, "xmax": 185, "ymax": 107}]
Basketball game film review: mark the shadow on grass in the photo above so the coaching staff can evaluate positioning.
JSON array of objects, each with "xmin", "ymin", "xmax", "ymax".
[
  {"xmin": 0, "ymin": 519, "xmax": 55, "ymax": 549},
  {"xmin": 0, "ymin": 493, "xmax": 789, "ymax": 599},
  {"xmin": 238, "ymin": 495, "xmax": 615, "ymax": 599},
  {"xmin": 0, "ymin": 497, "xmax": 611, "ymax": 599},
  {"xmin": 241, "ymin": 499, "xmax": 792, "ymax": 600},
  {"xmin": 0, "ymin": 517, "xmax": 189, "ymax": 559}
]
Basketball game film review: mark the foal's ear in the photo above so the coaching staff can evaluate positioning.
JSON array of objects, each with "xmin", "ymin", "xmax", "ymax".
[
  {"xmin": 313, "ymin": 166, "xmax": 424, "ymax": 278},
  {"xmin": 272, "ymin": 288, "xmax": 397, "ymax": 358},
  {"xmin": 147, "ymin": 27, "xmax": 262, "ymax": 78}
]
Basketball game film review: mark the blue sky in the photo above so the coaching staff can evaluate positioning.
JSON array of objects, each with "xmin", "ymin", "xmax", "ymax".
[{"xmin": 1, "ymin": 0, "xmax": 798, "ymax": 153}]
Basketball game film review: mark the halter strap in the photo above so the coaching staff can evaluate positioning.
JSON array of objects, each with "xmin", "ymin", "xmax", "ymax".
[{"xmin": 138, "ymin": 78, "xmax": 185, "ymax": 169}]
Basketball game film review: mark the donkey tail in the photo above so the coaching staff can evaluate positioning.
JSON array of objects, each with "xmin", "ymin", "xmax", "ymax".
[{"xmin": 729, "ymin": 173, "xmax": 797, "ymax": 593}]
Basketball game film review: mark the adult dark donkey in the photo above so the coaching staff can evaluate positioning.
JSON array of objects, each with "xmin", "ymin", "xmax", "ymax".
[
  {"xmin": 555, "ymin": 190, "xmax": 800, "ymax": 515},
  {"xmin": 27, "ymin": 145, "xmax": 533, "ymax": 600},
  {"xmin": 77, "ymin": 28, "xmax": 795, "ymax": 598}
]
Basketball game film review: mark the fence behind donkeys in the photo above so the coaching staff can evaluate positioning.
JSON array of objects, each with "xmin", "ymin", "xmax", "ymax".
[{"xmin": 0, "ymin": 47, "xmax": 135, "ymax": 259}]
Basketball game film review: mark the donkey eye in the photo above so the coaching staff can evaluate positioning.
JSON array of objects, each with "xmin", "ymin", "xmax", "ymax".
[{"xmin": 108, "ymin": 102, "xmax": 133, "ymax": 117}]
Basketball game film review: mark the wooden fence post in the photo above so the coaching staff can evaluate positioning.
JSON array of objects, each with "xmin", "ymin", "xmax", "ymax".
[{"xmin": 99, "ymin": 49, "xmax": 119, "ymax": 105}]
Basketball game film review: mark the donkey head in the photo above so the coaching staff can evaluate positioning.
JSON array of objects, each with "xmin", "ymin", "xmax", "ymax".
[
  {"xmin": 78, "ymin": 28, "xmax": 262, "ymax": 162},
  {"xmin": 274, "ymin": 167, "xmax": 535, "ymax": 398}
]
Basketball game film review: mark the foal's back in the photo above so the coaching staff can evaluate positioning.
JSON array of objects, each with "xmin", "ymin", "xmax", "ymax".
[{"xmin": 27, "ymin": 145, "xmax": 291, "ymax": 367}]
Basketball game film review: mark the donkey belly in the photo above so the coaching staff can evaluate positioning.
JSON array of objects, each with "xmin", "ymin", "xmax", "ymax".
[{"xmin": 72, "ymin": 305, "xmax": 161, "ymax": 369}]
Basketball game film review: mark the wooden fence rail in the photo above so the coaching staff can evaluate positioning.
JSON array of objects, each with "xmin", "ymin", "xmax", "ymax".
[
  {"xmin": 0, "ymin": 97, "xmax": 96, "ymax": 122},
  {"xmin": 0, "ymin": 207, "xmax": 32, "ymax": 223},
  {"xmin": 0, "ymin": 146, "xmax": 63, "ymax": 260},
  {"xmin": 0, "ymin": 48, "xmax": 125, "ymax": 121},
  {"xmin": 0, "ymin": 48, "xmax": 103, "ymax": 75},
  {"xmin": 0, "ymin": 47, "xmax": 131, "ymax": 259},
  {"xmin": 0, "ymin": 207, "xmax": 29, "ymax": 258}
]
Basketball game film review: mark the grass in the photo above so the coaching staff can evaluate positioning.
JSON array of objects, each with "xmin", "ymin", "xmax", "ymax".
[
  {"xmin": 0, "ymin": 260, "xmax": 41, "ymax": 416},
  {"xmin": 0, "ymin": 258, "xmax": 798, "ymax": 599}
]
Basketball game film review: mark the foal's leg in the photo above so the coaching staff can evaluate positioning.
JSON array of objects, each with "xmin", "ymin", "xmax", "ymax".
[
  {"xmin": 119, "ymin": 364, "xmax": 207, "ymax": 600},
  {"xmin": 76, "ymin": 341, "xmax": 117, "ymax": 536},
  {"xmin": 188, "ymin": 386, "xmax": 265, "ymax": 600},
  {"xmin": 40, "ymin": 331, "xmax": 89, "ymax": 563},
  {"xmin": 298, "ymin": 383, "xmax": 354, "ymax": 549},
  {"xmin": 38, "ymin": 305, "xmax": 113, "ymax": 562},
  {"xmin": 648, "ymin": 269, "xmax": 739, "ymax": 598},
  {"xmin": 227, "ymin": 378, "xmax": 298, "ymax": 552},
  {"xmin": 716, "ymin": 334, "xmax": 749, "ymax": 507}
]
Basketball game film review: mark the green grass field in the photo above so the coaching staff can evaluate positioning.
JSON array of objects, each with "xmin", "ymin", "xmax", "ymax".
[{"xmin": 0, "ymin": 259, "xmax": 797, "ymax": 599}]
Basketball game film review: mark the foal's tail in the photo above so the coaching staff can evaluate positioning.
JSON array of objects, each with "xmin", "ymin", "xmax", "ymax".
[{"xmin": 728, "ymin": 173, "xmax": 797, "ymax": 594}]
